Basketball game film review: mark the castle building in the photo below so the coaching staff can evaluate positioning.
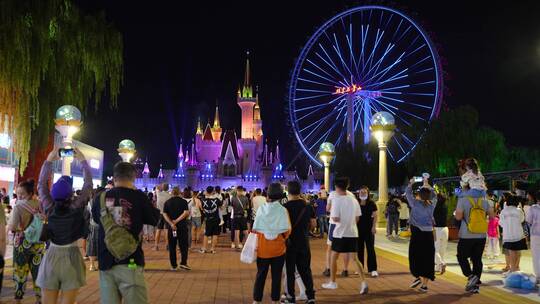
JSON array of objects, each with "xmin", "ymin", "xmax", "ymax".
[{"xmin": 134, "ymin": 53, "xmax": 322, "ymax": 191}]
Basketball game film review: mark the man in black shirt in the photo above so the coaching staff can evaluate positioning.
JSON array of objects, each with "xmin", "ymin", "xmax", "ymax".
[
  {"xmin": 91, "ymin": 162, "xmax": 160, "ymax": 304},
  {"xmin": 163, "ymin": 186, "xmax": 190, "ymax": 270},
  {"xmin": 200, "ymin": 186, "xmax": 222, "ymax": 253},
  {"xmin": 283, "ymin": 181, "xmax": 316, "ymax": 304}
]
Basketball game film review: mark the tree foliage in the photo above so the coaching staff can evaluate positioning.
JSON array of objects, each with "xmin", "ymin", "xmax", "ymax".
[
  {"xmin": 0, "ymin": 0, "xmax": 123, "ymax": 173},
  {"xmin": 408, "ymin": 105, "xmax": 520, "ymax": 177}
]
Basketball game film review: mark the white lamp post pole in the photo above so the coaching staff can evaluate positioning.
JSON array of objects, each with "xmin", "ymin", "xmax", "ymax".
[
  {"xmin": 318, "ymin": 142, "xmax": 335, "ymax": 192},
  {"xmin": 370, "ymin": 111, "xmax": 395, "ymax": 226},
  {"xmin": 55, "ymin": 105, "xmax": 82, "ymax": 176}
]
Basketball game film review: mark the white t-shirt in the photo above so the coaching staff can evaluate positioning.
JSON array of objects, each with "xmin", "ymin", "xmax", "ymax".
[
  {"xmin": 330, "ymin": 193, "xmax": 361, "ymax": 238},
  {"xmin": 252, "ymin": 195, "xmax": 266, "ymax": 218},
  {"xmin": 328, "ymin": 190, "xmax": 356, "ymax": 224},
  {"xmin": 156, "ymin": 191, "xmax": 172, "ymax": 213}
]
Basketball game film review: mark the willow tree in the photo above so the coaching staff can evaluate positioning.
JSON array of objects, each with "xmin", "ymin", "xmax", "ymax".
[{"xmin": 0, "ymin": 0, "xmax": 123, "ymax": 174}]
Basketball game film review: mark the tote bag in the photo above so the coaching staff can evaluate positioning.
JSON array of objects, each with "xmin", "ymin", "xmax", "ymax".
[{"xmin": 240, "ymin": 233, "xmax": 258, "ymax": 264}]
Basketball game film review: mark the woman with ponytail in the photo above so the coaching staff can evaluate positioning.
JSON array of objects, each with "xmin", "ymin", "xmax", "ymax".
[
  {"xmin": 405, "ymin": 176, "xmax": 437, "ymax": 292},
  {"xmin": 35, "ymin": 146, "xmax": 93, "ymax": 304}
]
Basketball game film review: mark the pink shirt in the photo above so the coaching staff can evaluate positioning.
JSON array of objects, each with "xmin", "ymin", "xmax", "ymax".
[{"xmin": 488, "ymin": 216, "xmax": 499, "ymax": 237}]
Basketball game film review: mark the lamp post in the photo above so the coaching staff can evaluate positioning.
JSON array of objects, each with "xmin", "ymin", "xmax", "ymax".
[
  {"xmin": 370, "ymin": 111, "xmax": 396, "ymax": 225},
  {"xmin": 318, "ymin": 142, "xmax": 335, "ymax": 192},
  {"xmin": 118, "ymin": 139, "xmax": 136, "ymax": 162},
  {"xmin": 55, "ymin": 105, "xmax": 82, "ymax": 176}
]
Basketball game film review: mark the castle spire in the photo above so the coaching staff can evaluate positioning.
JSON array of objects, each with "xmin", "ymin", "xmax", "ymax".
[
  {"xmin": 196, "ymin": 117, "xmax": 203, "ymax": 135},
  {"xmin": 239, "ymin": 51, "xmax": 253, "ymax": 99},
  {"xmin": 213, "ymin": 101, "xmax": 220, "ymax": 128},
  {"xmin": 254, "ymin": 86, "xmax": 261, "ymax": 121},
  {"xmin": 244, "ymin": 50, "xmax": 251, "ymax": 88},
  {"xmin": 178, "ymin": 139, "xmax": 184, "ymax": 158}
]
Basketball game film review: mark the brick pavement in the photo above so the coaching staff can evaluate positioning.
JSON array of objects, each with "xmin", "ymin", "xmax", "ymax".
[{"xmin": 0, "ymin": 235, "xmax": 537, "ymax": 303}]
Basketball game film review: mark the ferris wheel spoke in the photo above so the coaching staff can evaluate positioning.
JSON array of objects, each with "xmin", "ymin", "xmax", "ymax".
[
  {"xmin": 393, "ymin": 135, "xmax": 408, "ymax": 155},
  {"xmin": 379, "ymin": 84, "xmax": 410, "ymax": 92},
  {"xmin": 317, "ymin": 44, "xmax": 351, "ymax": 85},
  {"xmin": 306, "ymin": 58, "xmax": 341, "ymax": 82},
  {"xmin": 299, "ymin": 111, "xmax": 336, "ymax": 133},
  {"xmin": 357, "ymin": 24, "xmax": 369, "ymax": 71},
  {"xmin": 366, "ymin": 67, "xmax": 408, "ymax": 89},
  {"xmin": 362, "ymin": 42, "xmax": 395, "ymax": 83},
  {"xmin": 308, "ymin": 119, "xmax": 342, "ymax": 151},
  {"xmin": 346, "ymin": 23, "xmax": 360, "ymax": 77},
  {"xmin": 362, "ymin": 51, "xmax": 406, "ymax": 86},
  {"xmin": 414, "ymin": 67, "xmax": 434, "ymax": 75},
  {"xmin": 408, "ymin": 55, "xmax": 432, "ymax": 70},
  {"xmin": 296, "ymin": 88, "xmax": 335, "ymax": 94},
  {"xmin": 303, "ymin": 68, "xmax": 342, "ymax": 87},
  {"xmin": 314, "ymin": 51, "xmax": 349, "ymax": 85},
  {"xmin": 294, "ymin": 92, "xmax": 332, "ymax": 102},
  {"xmin": 331, "ymin": 33, "xmax": 354, "ymax": 79},
  {"xmin": 361, "ymin": 29, "xmax": 384, "ymax": 76},
  {"xmin": 372, "ymin": 98, "xmax": 414, "ymax": 127},
  {"xmin": 298, "ymin": 77, "xmax": 333, "ymax": 87},
  {"xmin": 394, "ymin": 25, "xmax": 412, "ymax": 46},
  {"xmin": 390, "ymin": 19, "xmax": 404, "ymax": 41},
  {"xmin": 379, "ymin": 95, "xmax": 432, "ymax": 109}
]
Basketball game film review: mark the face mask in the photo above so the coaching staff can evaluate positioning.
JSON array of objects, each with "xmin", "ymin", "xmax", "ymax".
[{"xmin": 359, "ymin": 195, "xmax": 368, "ymax": 201}]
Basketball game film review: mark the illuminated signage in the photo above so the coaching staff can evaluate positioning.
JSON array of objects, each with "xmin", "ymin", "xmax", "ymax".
[{"xmin": 334, "ymin": 84, "xmax": 362, "ymax": 94}]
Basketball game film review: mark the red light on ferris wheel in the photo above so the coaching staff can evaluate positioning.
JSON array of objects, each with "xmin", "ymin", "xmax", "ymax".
[{"xmin": 334, "ymin": 84, "xmax": 362, "ymax": 94}]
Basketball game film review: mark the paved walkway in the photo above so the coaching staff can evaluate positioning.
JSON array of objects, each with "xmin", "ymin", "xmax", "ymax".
[
  {"xmin": 375, "ymin": 227, "xmax": 539, "ymax": 302},
  {"xmin": 0, "ymin": 233, "xmax": 538, "ymax": 303}
]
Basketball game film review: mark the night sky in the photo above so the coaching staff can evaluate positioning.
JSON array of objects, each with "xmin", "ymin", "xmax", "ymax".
[{"xmin": 74, "ymin": 1, "xmax": 540, "ymax": 177}]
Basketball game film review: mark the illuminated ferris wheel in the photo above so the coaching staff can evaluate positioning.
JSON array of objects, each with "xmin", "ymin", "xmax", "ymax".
[{"xmin": 288, "ymin": 5, "xmax": 443, "ymax": 166}]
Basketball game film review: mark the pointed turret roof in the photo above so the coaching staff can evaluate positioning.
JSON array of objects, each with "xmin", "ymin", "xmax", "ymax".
[
  {"xmin": 213, "ymin": 102, "xmax": 221, "ymax": 129},
  {"xmin": 274, "ymin": 141, "xmax": 281, "ymax": 164},
  {"xmin": 188, "ymin": 143, "xmax": 197, "ymax": 166},
  {"xmin": 142, "ymin": 161, "xmax": 150, "ymax": 175},
  {"xmin": 307, "ymin": 164, "xmax": 314, "ymax": 176},
  {"xmin": 158, "ymin": 164, "xmax": 164, "ymax": 178},
  {"xmin": 178, "ymin": 140, "xmax": 184, "ymax": 158},
  {"xmin": 203, "ymin": 123, "xmax": 213, "ymax": 141},
  {"xmin": 239, "ymin": 51, "xmax": 254, "ymax": 99},
  {"xmin": 220, "ymin": 130, "xmax": 239, "ymax": 159},
  {"xmin": 223, "ymin": 142, "xmax": 237, "ymax": 166},
  {"xmin": 196, "ymin": 117, "xmax": 203, "ymax": 135},
  {"xmin": 263, "ymin": 142, "xmax": 269, "ymax": 167}
]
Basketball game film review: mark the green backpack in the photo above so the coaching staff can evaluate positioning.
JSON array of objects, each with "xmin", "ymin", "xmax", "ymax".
[{"xmin": 99, "ymin": 192, "xmax": 140, "ymax": 261}]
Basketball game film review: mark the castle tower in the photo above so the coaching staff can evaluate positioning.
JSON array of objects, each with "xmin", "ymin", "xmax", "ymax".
[
  {"xmin": 237, "ymin": 51, "xmax": 256, "ymax": 139},
  {"xmin": 253, "ymin": 89, "xmax": 263, "ymax": 145},
  {"xmin": 211, "ymin": 103, "xmax": 222, "ymax": 141},
  {"xmin": 176, "ymin": 140, "xmax": 185, "ymax": 177}
]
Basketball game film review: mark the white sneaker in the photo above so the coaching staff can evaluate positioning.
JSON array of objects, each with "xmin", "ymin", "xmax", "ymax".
[
  {"xmin": 321, "ymin": 282, "xmax": 338, "ymax": 289},
  {"xmin": 297, "ymin": 294, "xmax": 307, "ymax": 301},
  {"xmin": 238, "ymin": 243, "xmax": 244, "ymax": 249},
  {"xmin": 360, "ymin": 281, "xmax": 369, "ymax": 294},
  {"xmin": 231, "ymin": 243, "xmax": 236, "ymax": 249},
  {"xmin": 371, "ymin": 271, "xmax": 379, "ymax": 277}
]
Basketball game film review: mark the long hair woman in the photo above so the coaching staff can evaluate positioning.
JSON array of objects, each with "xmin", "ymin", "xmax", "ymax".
[
  {"xmin": 405, "ymin": 177, "xmax": 437, "ymax": 292},
  {"xmin": 7, "ymin": 179, "xmax": 45, "ymax": 304},
  {"xmin": 36, "ymin": 147, "xmax": 93, "ymax": 304}
]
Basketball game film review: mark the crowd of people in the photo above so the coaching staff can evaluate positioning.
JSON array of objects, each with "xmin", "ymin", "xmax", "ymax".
[{"xmin": 0, "ymin": 148, "xmax": 539, "ymax": 303}]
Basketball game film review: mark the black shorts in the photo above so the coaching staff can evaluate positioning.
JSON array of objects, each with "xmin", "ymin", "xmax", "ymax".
[
  {"xmin": 157, "ymin": 214, "xmax": 168, "ymax": 229},
  {"xmin": 503, "ymin": 238, "xmax": 528, "ymax": 251},
  {"xmin": 205, "ymin": 219, "xmax": 221, "ymax": 236},
  {"xmin": 231, "ymin": 217, "xmax": 247, "ymax": 231},
  {"xmin": 331, "ymin": 237, "xmax": 359, "ymax": 253}
]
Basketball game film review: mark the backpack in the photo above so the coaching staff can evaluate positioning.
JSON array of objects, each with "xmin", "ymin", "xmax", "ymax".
[
  {"xmin": 20, "ymin": 202, "xmax": 46, "ymax": 244},
  {"xmin": 466, "ymin": 197, "xmax": 488, "ymax": 233},
  {"xmin": 99, "ymin": 192, "xmax": 140, "ymax": 261}
]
